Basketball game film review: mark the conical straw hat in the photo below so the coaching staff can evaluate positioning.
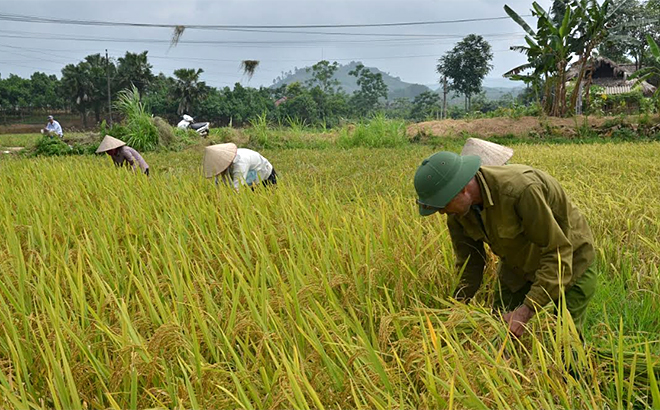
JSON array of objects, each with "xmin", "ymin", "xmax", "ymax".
[
  {"xmin": 96, "ymin": 135, "xmax": 126, "ymax": 153},
  {"xmin": 203, "ymin": 143, "xmax": 238, "ymax": 178},
  {"xmin": 461, "ymin": 138, "xmax": 513, "ymax": 166}
]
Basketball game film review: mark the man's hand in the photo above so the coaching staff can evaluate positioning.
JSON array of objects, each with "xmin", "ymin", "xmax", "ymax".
[{"xmin": 502, "ymin": 304, "xmax": 535, "ymax": 338}]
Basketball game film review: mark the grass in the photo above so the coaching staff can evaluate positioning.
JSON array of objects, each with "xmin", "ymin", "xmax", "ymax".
[
  {"xmin": 0, "ymin": 133, "xmax": 96, "ymax": 150},
  {"xmin": 0, "ymin": 133, "xmax": 42, "ymax": 148},
  {"xmin": 0, "ymin": 142, "xmax": 659, "ymax": 409}
]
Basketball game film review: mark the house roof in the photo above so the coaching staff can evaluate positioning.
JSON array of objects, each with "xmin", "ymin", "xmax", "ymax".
[
  {"xmin": 567, "ymin": 56, "xmax": 656, "ymax": 96},
  {"xmin": 566, "ymin": 57, "xmax": 631, "ymax": 80}
]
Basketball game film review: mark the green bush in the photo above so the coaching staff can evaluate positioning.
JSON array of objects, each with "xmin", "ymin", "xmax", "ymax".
[
  {"xmin": 114, "ymin": 85, "xmax": 159, "ymax": 151},
  {"xmin": 99, "ymin": 121, "xmax": 129, "ymax": 140},
  {"xmin": 32, "ymin": 136, "xmax": 74, "ymax": 157},
  {"xmin": 31, "ymin": 136, "xmax": 99, "ymax": 157},
  {"xmin": 337, "ymin": 114, "xmax": 409, "ymax": 148}
]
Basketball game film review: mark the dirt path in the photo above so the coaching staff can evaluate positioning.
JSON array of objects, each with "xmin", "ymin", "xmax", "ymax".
[
  {"xmin": 406, "ymin": 115, "xmax": 614, "ymax": 138},
  {"xmin": 1, "ymin": 147, "xmax": 25, "ymax": 155}
]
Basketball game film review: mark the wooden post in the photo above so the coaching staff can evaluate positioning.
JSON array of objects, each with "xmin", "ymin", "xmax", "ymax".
[
  {"xmin": 106, "ymin": 49, "xmax": 112, "ymax": 126},
  {"xmin": 442, "ymin": 76, "xmax": 448, "ymax": 120}
]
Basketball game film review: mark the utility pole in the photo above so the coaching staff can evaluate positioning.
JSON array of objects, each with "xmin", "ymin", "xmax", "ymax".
[
  {"xmin": 442, "ymin": 76, "xmax": 448, "ymax": 120},
  {"xmin": 105, "ymin": 49, "xmax": 112, "ymax": 126}
]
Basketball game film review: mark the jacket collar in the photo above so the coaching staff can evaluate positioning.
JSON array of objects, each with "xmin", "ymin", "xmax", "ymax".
[{"xmin": 475, "ymin": 169, "xmax": 495, "ymax": 209}]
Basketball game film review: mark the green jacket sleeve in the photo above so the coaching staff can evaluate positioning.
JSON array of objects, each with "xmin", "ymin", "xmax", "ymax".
[
  {"xmin": 447, "ymin": 215, "xmax": 486, "ymax": 301},
  {"xmin": 516, "ymin": 184, "xmax": 574, "ymax": 309}
]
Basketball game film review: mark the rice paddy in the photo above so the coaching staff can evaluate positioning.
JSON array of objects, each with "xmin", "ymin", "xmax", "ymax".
[{"xmin": 0, "ymin": 142, "xmax": 658, "ymax": 409}]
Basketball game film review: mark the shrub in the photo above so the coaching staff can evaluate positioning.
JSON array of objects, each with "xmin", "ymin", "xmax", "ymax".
[
  {"xmin": 32, "ymin": 136, "xmax": 73, "ymax": 157},
  {"xmin": 114, "ymin": 85, "xmax": 159, "ymax": 151},
  {"xmin": 337, "ymin": 114, "xmax": 409, "ymax": 148}
]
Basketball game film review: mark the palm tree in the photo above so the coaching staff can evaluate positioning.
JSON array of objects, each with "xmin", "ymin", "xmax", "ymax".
[
  {"xmin": 84, "ymin": 54, "xmax": 111, "ymax": 123},
  {"xmin": 172, "ymin": 68, "xmax": 207, "ymax": 115},
  {"xmin": 117, "ymin": 51, "xmax": 154, "ymax": 97},
  {"xmin": 61, "ymin": 62, "xmax": 94, "ymax": 127},
  {"xmin": 629, "ymin": 35, "xmax": 660, "ymax": 99}
]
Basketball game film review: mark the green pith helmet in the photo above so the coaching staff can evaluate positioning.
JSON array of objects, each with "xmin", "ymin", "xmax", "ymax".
[{"xmin": 414, "ymin": 151, "xmax": 481, "ymax": 216}]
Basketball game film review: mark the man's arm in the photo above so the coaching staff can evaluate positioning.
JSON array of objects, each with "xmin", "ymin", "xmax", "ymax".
[
  {"xmin": 516, "ymin": 183, "xmax": 574, "ymax": 309},
  {"xmin": 447, "ymin": 215, "xmax": 487, "ymax": 301}
]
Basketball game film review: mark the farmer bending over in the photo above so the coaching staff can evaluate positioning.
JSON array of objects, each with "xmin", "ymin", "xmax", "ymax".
[
  {"xmin": 203, "ymin": 143, "xmax": 277, "ymax": 191},
  {"xmin": 96, "ymin": 135, "xmax": 150, "ymax": 176},
  {"xmin": 414, "ymin": 151, "xmax": 597, "ymax": 337}
]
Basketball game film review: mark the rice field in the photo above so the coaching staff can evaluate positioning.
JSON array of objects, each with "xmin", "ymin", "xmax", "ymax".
[{"xmin": 0, "ymin": 142, "xmax": 659, "ymax": 409}]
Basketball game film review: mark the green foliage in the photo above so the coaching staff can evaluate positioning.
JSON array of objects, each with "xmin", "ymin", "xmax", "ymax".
[
  {"xmin": 30, "ymin": 136, "xmax": 97, "ymax": 157},
  {"xmin": 0, "ymin": 74, "xmax": 31, "ymax": 110},
  {"xmin": 598, "ymin": 0, "xmax": 660, "ymax": 67},
  {"xmin": 348, "ymin": 63, "xmax": 388, "ymax": 116},
  {"xmin": 198, "ymin": 84, "xmax": 274, "ymax": 127},
  {"xmin": 31, "ymin": 136, "xmax": 73, "ymax": 156},
  {"xmin": 305, "ymin": 60, "xmax": 341, "ymax": 93},
  {"xmin": 28, "ymin": 72, "xmax": 65, "ymax": 109},
  {"xmin": 248, "ymin": 112, "xmax": 271, "ymax": 148},
  {"xmin": 117, "ymin": 51, "xmax": 154, "ymax": 96},
  {"xmin": 143, "ymin": 73, "xmax": 178, "ymax": 122},
  {"xmin": 437, "ymin": 34, "xmax": 494, "ymax": 111},
  {"xmin": 113, "ymin": 85, "xmax": 159, "ymax": 151},
  {"xmin": 337, "ymin": 114, "xmax": 408, "ymax": 148},
  {"xmin": 409, "ymin": 91, "xmax": 442, "ymax": 121},
  {"xmin": 588, "ymin": 90, "xmax": 646, "ymax": 115},
  {"xmin": 172, "ymin": 68, "xmax": 207, "ymax": 116},
  {"xmin": 276, "ymin": 91, "xmax": 319, "ymax": 125},
  {"xmin": 466, "ymin": 101, "xmax": 543, "ymax": 119},
  {"xmin": 505, "ymin": 0, "xmax": 620, "ymax": 116}
]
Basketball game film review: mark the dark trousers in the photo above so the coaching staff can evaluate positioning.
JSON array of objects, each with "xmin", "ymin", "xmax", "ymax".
[
  {"xmin": 493, "ymin": 263, "xmax": 598, "ymax": 331},
  {"xmin": 262, "ymin": 168, "xmax": 277, "ymax": 187}
]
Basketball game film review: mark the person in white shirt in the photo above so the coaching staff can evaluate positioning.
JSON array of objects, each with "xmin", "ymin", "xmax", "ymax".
[
  {"xmin": 42, "ymin": 115, "xmax": 63, "ymax": 138},
  {"xmin": 203, "ymin": 143, "xmax": 277, "ymax": 191}
]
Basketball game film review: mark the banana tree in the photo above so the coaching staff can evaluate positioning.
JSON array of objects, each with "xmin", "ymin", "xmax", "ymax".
[
  {"xmin": 629, "ymin": 34, "xmax": 660, "ymax": 99},
  {"xmin": 505, "ymin": 2, "xmax": 579, "ymax": 116},
  {"xmin": 568, "ymin": 0, "xmax": 624, "ymax": 113}
]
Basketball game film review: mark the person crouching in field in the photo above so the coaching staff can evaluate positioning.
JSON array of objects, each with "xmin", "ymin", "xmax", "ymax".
[
  {"xmin": 41, "ymin": 115, "xmax": 63, "ymax": 138},
  {"xmin": 96, "ymin": 135, "xmax": 150, "ymax": 176},
  {"xmin": 414, "ymin": 150, "xmax": 597, "ymax": 338},
  {"xmin": 203, "ymin": 143, "xmax": 277, "ymax": 191}
]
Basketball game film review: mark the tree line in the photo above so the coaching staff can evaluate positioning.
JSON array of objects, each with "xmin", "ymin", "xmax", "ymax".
[
  {"xmin": 4, "ymin": 0, "xmax": 657, "ymax": 126},
  {"xmin": 0, "ymin": 53, "xmax": 403, "ymax": 128}
]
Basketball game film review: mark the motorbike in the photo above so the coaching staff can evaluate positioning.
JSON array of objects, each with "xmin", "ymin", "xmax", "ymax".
[{"xmin": 177, "ymin": 114, "xmax": 210, "ymax": 136}]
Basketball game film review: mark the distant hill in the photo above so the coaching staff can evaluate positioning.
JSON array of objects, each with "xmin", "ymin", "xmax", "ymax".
[
  {"xmin": 270, "ymin": 61, "xmax": 432, "ymax": 101},
  {"xmin": 270, "ymin": 62, "xmax": 525, "ymax": 104}
]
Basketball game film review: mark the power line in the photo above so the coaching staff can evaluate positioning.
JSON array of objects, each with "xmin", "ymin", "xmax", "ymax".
[
  {"xmin": 0, "ymin": 27, "xmax": 525, "ymax": 42},
  {"xmin": 0, "ymin": 32, "xmax": 525, "ymax": 48},
  {"xmin": 0, "ymin": 12, "xmax": 531, "ymax": 30}
]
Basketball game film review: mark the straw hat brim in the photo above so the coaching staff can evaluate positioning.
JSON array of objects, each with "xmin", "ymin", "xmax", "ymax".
[
  {"xmin": 203, "ymin": 143, "xmax": 238, "ymax": 178},
  {"xmin": 461, "ymin": 138, "xmax": 513, "ymax": 166},
  {"xmin": 96, "ymin": 135, "xmax": 126, "ymax": 153}
]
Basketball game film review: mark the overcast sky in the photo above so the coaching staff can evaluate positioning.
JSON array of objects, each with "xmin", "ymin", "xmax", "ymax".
[{"xmin": 0, "ymin": 0, "xmax": 552, "ymax": 89}]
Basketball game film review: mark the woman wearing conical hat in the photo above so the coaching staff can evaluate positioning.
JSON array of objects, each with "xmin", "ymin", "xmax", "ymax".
[
  {"xmin": 203, "ymin": 143, "xmax": 277, "ymax": 191},
  {"xmin": 96, "ymin": 135, "xmax": 150, "ymax": 176},
  {"xmin": 461, "ymin": 138, "xmax": 514, "ymax": 166}
]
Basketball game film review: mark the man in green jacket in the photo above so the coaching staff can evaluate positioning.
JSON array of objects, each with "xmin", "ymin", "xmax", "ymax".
[{"xmin": 414, "ymin": 151, "xmax": 597, "ymax": 337}]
